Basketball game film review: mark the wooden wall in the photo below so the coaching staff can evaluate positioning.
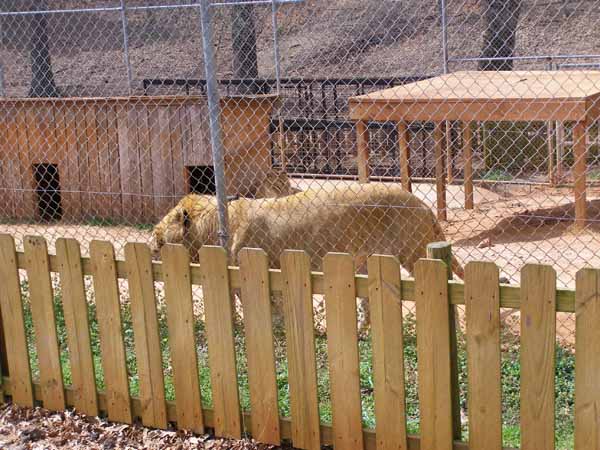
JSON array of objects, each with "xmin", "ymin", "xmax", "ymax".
[{"xmin": 0, "ymin": 95, "xmax": 278, "ymax": 224}]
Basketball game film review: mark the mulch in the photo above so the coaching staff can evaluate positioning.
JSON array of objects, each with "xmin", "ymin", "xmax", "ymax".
[{"xmin": 0, "ymin": 404, "xmax": 277, "ymax": 450}]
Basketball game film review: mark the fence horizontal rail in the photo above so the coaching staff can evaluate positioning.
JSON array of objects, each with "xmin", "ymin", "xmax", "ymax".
[{"xmin": 13, "ymin": 248, "xmax": 577, "ymax": 312}]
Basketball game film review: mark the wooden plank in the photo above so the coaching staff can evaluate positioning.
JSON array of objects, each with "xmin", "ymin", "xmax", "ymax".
[
  {"xmin": 199, "ymin": 246, "xmax": 241, "ymax": 439},
  {"xmin": 23, "ymin": 236, "xmax": 66, "ymax": 411},
  {"xmin": 95, "ymin": 105, "xmax": 112, "ymax": 219},
  {"xmin": 15, "ymin": 107, "xmax": 36, "ymax": 219},
  {"xmin": 148, "ymin": 107, "xmax": 164, "ymax": 219},
  {"xmin": 280, "ymin": 250, "xmax": 321, "ymax": 450},
  {"xmin": 356, "ymin": 121, "xmax": 370, "ymax": 184},
  {"xmin": 575, "ymin": 268, "xmax": 600, "ymax": 450},
  {"xmin": 158, "ymin": 107, "xmax": 175, "ymax": 216},
  {"xmin": 3, "ymin": 109, "xmax": 23, "ymax": 216},
  {"xmin": 434, "ymin": 122, "xmax": 447, "ymax": 221},
  {"xmin": 137, "ymin": 105, "xmax": 154, "ymax": 221},
  {"xmin": 105, "ymin": 105, "xmax": 123, "ymax": 219},
  {"xmin": 573, "ymin": 120, "xmax": 588, "ymax": 228},
  {"xmin": 426, "ymin": 242, "xmax": 461, "ymax": 438},
  {"xmin": 323, "ymin": 253, "xmax": 364, "ymax": 450},
  {"xmin": 89, "ymin": 240, "xmax": 132, "ymax": 424},
  {"xmin": 117, "ymin": 106, "xmax": 133, "ymax": 221},
  {"xmin": 463, "ymin": 122, "xmax": 474, "ymax": 209},
  {"xmin": 465, "ymin": 262, "xmax": 501, "ymax": 450},
  {"xmin": 238, "ymin": 248, "xmax": 280, "ymax": 445},
  {"xmin": 446, "ymin": 121, "xmax": 454, "ymax": 183},
  {"xmin": 367, "ymin": 255, "xmax": 407, "ymax": 450},
  {"xmin": 74, "ymin": 104, "xmax": 91, "ymax": 217},
  {"xmin": 0, "ymin": 110, "xmax": 15, "ymax": 218},
  {"xmin": 415, "ymin": 259, "xmax": 453, "ymax": 450},
  {"xmin": 63, "ymin": 105, "xmax": 82, "ymax": 220},
  {"xmin": 85, "ymin": 106, "xmax": 102, "ymax": 220},
  {"xmin": 520, "ymin": 264, "xmax": 556, "ymax": 450},
  {"xmin": 125, "ymin": 243, "xmax": 168, "ymax": 429},
  {"xmin": 316, "ymin": 253, "xmax": 363, "ymax": 449},
  {"xmin": 187, "ymin": 102, "xmax": 212, "ymax": 166},
  {"xmin": 176, "ymin": 106, "xmax": 192, "ymax": 196},
  {"xmin": 169, "ymin": 106, "xmax": 185, "ymax": 198},
  {"xmin": 397, "ymin": 121, "xmax": 411, "ymax": 192},
  {"xmin": 161, "ymin": 244, "xmax": 204, "ymax": 434},
  {"xmin": 0, "ymin": 234, "xmax": 34, "ymax": 406},
  {"xmin": 55, "ymin": 238, "xmax": 98, "ymax": 417},
  {"xmin": 127, "ymin": 107, "xmax": 142, "ymax": 222}
]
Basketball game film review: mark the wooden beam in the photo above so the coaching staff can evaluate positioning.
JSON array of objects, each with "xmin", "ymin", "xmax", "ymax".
[
  {"xmin": 446, "ymin": 121, "xmax": 454, "ymax": 183},
  {"xmin": 397, "ymin": 122, "xmax": 412, "ymax": 192},
  {"xmin": 573, "ymin": 121, "xmax": 588, "ymax": 229},
  {"xmin": 434, "ymin": 122, "xmax": 447, "ymax": 221},
  {"xmin": 356, "ymin": 121, "xmax": 370, "ymax": 184},
  {"xmin": 463, "ymin": 122, "xmax": 474, "ymax": 210}
]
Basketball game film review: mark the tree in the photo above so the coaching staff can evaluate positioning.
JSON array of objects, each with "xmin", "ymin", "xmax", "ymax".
[
  {"xmin": 231, "ymin": 3, "xmax": 260, "ymax": 94},
  {"xmin": 0, "ymin": 0, "xmax": 60, "ymax": 96},
  {"xmin": 28, "ymin": 4, "xmax": 60, "ymax": 97},
  {"xmin": 479, "ymin": 0, "xmax": 521, "ymax": 71}
]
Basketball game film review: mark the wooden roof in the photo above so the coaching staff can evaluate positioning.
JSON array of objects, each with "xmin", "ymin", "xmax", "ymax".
[{"xmin": 349, "ymin": 71, "xmax": 600, "ymax": 122}]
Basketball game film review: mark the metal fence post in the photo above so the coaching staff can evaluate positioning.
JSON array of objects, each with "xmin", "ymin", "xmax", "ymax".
[
  {"xmin": 200, "ymin": 0, "xmax": 229, "ymax": 249},
  {"xmin": 119, "ymin": 0, "xmax": 134, "ymax": 94}
]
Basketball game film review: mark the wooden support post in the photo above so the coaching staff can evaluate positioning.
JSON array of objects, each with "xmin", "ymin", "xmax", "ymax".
[
  {"xmin": 356, "ymin": 121, "xmax": 370, "ymax": 184},
  {"xmin": 547, "ymin": 121, "xmax": 555, "ymax": 185},
  {"xmin": 446, "ymin": 121, "xmax": 454, "ymax": 183},
  {"xmin": 463, "ymin": 122, "xmax": 474, "ymax": 210},
  {"xmin": 434, "ymin": 122, "xmax": 447, "ymax": 221},
  {"xmin": 427, "ymin": 242, "xmax": 461, "ymax": 441},
  {"xmin": 573, "ymin": 121, "xmax": 588, "ymax": 229},
  {"xmin": 556, "ymin": 121, "xmax": 565, "ymax": 182},
  {"xmin": 397, "ymin": 121, "xmax": 412, "ymax": 192}
]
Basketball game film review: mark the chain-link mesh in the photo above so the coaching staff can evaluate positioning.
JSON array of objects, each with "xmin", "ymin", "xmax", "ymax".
[{"xmin": 0, "ymin": 1, "xmax": 592, "ymax": 445}]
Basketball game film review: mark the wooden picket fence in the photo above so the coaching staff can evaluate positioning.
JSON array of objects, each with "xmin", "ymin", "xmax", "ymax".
[{"xmin": 0, "ymin": 233, "xmax": 598, "ymax": 450}]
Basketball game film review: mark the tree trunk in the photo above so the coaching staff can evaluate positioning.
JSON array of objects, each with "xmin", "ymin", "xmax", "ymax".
[
  {"xmin": 231, "ymin": 4, "xmax": 260, "ymax": 95},
  {"xmin": 479, "ymin": 0, "xmax": 521, "ymax": 71},
  {"xmin": 28, "ymin": 2, "xmax": 60, "ymax": 97}
]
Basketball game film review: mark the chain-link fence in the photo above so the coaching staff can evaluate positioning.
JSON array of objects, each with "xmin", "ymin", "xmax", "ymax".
[
  {"xmin": 2, "ymin": 1, "xmax": 594, "ymax": 445},
  {"xmin": 0, "ymin": 0, "xmax": 595, "ymax": 322}
]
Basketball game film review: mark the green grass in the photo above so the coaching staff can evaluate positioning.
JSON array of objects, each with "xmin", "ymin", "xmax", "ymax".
[
  {"xmin": 479, "ymin": 168, "xmax": 514, "ymax": 182},
  {"xmin": 19, "ymin": 283, "xmax": 575, "ymax": 448}
]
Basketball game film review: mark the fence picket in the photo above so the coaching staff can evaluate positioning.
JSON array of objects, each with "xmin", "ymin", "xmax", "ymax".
[
  {"xmin": 415, "ymin": 259, "xmax": 453, "ymax": 450},
  {"xmin": 24, "ymin": 236, "xmax": 66, "ymax": 411},
  {"xmin": 55, "ymin": 238, "xmax": 98, "ymax": 416},
  {"xmin": 89, "ymin": 240, "xmax": 132, "ymax": 424},
  {"xmin": 575, "ymin": 268, "xmax": 600, "ymax": 450},
  {"xmin": 366, "ymin": 254, "xmax": 407, "ymax": 450},
  {"xmin": 280, "ymin": 250, "xmax": 321, "ymax": 450},
  {"xmin": 199, "ymin": 246, "xmax": 242, "ymax": 439},
  {"xmin": 125, "ymin": 243, "xmax": 168, "ymax": 429},
  {"xmin": 161, "ymin": 244, "xmax": 204, "ymax": 433},
  {"xmin": 520, "ymin": 264, "xmax": 556, "ymax": 450},
  {"xmin": 465, "ymin": 262, "xmax": 501, "ymax": 450},
  {"xmin": 323, "ymin": 253, "xmax": 364, "ymax": 450},
  {"xmin": 0, "ymin": 234, "xmax": 33, "ymax": 406},
  {"xmin": 238, "ymin": 248, "xmax": 280, "ymax": 445}
]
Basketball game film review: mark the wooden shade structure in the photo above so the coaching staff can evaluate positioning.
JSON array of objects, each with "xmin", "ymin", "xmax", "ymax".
[{"xmin": 349, "ymin": 70, "xmax": 600, "ymax": 226}]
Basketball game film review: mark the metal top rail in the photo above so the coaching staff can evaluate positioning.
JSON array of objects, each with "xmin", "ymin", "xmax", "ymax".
[{"xmin": 0, "ymin": 0, "xmax": 302, "ymax": 16}]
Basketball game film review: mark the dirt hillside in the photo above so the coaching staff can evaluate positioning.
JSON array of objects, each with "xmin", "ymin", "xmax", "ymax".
[{"xmin": 1, "ymin": 0, "xmax": 600, "ymax": 97}]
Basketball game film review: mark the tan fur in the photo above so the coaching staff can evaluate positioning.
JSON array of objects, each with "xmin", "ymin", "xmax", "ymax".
[
  {"xmin": 152, "ymin": 183, "xmax": 462, "ymax": 277},
  {"xmin": 253, "ymin": 167, "xmax": 300, "ymax": 198}
]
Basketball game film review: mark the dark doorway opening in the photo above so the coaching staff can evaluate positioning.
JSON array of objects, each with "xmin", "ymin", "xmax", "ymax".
[
  {"xmin": 187, "ymin": 166, "xmax": 216, "ymax": 195},
  {"xmin": 33, "ymin": 163, "xmax": 62, "ymax": 221}
]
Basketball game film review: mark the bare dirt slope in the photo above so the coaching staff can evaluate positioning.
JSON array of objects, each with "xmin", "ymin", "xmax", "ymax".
[{"xmin": 1, "ymin": 0, "xmax": 600, "ymax": 96}]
